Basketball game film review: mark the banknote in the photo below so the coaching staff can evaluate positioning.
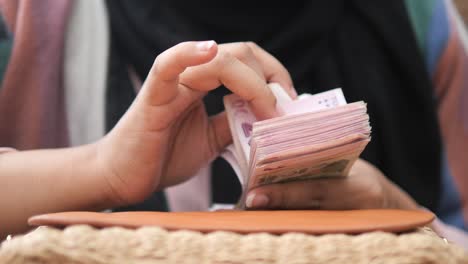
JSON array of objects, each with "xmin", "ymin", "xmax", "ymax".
[{"xmin": 221, "ymin": 83, "xmax": 371, "ymax": 208}]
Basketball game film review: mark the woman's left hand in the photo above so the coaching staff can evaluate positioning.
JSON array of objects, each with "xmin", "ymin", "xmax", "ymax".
[{"xmin": 245, "ymin": 159, "xmax": 420, "ymax": 210}]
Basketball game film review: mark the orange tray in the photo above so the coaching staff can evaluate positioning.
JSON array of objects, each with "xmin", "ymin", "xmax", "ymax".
[{"xmin": 29, "ymin": 209, "xmax": 434, "ymax": 235}]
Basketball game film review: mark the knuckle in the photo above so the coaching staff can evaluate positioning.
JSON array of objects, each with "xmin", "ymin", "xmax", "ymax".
[
  {"xmin": 245, "ymin": 41, "xmax": 259, "ymax": 49},
  {"xmin": 216, "ymin": 51, "xmax": 237, "ymax": 73},
  {"xmin": 152, "ymin": 50, "xmax": 184, "ymax": 79},
  {"xmin": 278, "ymin": 183, "xmax": 299, "ymax": 209},
  {"xmin": 263, "ymin": 186, "xmax": 283, "ymax": 209},
  {"xmin": 276, "ymin": 188, "xmax": 288, "ymax": 209},
  {"xmin": 222, "ymin": 42, "xmax": 252, "ymax": 63},
  {"xmin": 217, "ymin": 50, "xmax": 235, "ymax": 64},
  {"xmin": 303, "ymin": 183, "xmax": 322, "ymax": 207},
  {"xmin": 302, "ymin": 181, "xmax": 326, "ymax": 209},
  {"xmin": 152, "ymin": 55, "xmax": 165, "ymax": 76},
  {"xmin": 237, "ymin": 42, "xmax": 254, "ymax": 58}
]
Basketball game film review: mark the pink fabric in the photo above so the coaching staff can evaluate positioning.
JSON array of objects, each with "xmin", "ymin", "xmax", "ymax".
[
  {"xmin": 434, "ymin": 1, "xmax": 468, "ymax": 223},
  {"xmin": 432, "ymin": 217, "xmax": 468, "ymax": 251},
  {"xmin": 166, "ymin": 166, "xmax": 212, "ymax": 212},
  {"xmin": 0, "ymin": 0, "xmax": 72, "ymax": 150}
]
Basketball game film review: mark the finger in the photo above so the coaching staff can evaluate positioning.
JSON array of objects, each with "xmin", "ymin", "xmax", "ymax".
[
  {"xmin": 218, "ymin": 42, "xmax": 264, "ymax": 78},
  {"xmin": 245, "ymin": 42, "xmax": 297, "ymax": 98},
  {"xmin": 141, "ymin": 40, "xmax": 218, "ymax": 106},
  {"xmin": 219, "ymin": 42, "xmax": 296, "ymax": 100},
  {"xmin": 180, "ymin": 52, "xmax": 279, "ymax": 120},
  {"xmin": 221, "ymin": 42, "xmax": 297, "ymax": 102},
  {"xmin": 245, "ymin": 178, "xmax": 348, "ymax": 209},
  {"xmin": 207, "ymin": 111, "xmax": 232, "ymax": 155}
]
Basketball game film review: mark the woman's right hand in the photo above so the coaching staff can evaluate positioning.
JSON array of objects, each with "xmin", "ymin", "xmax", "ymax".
[{"xmin": 98, "ymin": 41, "xmax": 296, "ymax": 206}]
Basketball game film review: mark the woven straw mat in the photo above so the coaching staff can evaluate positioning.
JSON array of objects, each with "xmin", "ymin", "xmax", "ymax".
[{"xmin": 0, "ymin": 225, "xmax": 467, "ymax": 264}]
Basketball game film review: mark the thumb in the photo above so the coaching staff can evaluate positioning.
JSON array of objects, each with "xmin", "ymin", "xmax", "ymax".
[
  {"xmin": 208, "ymin": 111, "xmax": 232, "ymax": 155},
  {"xmin": 140, "ymin": 40, "xmax": 218, "ymax": 106}
]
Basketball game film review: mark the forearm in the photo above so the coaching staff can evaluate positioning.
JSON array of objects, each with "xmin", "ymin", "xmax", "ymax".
[{"xmin": 0, "ymin": 143, "xmax": 115, "ymax": 238}]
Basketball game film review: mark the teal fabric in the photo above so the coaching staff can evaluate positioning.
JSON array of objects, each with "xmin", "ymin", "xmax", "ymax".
[
  {"xmin": 0, "ymin": 16, "xmax": 12, "ymax": 89},
  {"xmin": 404, "ymin": 0, "xmax": 436, "ymax": 56}
]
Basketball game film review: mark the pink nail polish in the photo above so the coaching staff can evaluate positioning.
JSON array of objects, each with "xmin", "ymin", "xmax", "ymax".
[
  {"xmin": 196, "ymin": 40, "xmax": 216, "ymax": 51},
  {"xmin": 246, "ymin": 193, "xmax": 270, "ymax": 208}
]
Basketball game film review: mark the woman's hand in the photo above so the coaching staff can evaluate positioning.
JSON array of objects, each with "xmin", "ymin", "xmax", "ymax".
[
  {"xmin": 245, "ymin": 159, "xmax": 420, "ymax": 210},
  {"xmin": 0, "ymin": 41, "xmax": 296, "ymax": 236},
  {"xmin": 98, "ymin": 41, "xmax": 295, "ymax": 206}
]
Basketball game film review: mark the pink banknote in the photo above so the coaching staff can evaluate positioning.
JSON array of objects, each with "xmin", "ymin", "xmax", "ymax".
[{"xmin": 222, "ymin": 83, "xmax": 371, "ymax": 208}]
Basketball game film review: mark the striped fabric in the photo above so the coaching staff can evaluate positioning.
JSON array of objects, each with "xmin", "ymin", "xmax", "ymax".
[{"xmin": 405, "ymin": 0, "xmax": 468, "ymax": 229}]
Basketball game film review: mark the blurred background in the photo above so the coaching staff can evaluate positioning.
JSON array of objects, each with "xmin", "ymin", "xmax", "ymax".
[{"xmin": 455, "ymin": 0, "xmax": 467, "ymax": 23}]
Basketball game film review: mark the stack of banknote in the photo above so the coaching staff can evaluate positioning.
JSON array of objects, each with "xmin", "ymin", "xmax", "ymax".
[{"xmin": 221, "ymin": 84, "xmax": 371, "ymax": 207}]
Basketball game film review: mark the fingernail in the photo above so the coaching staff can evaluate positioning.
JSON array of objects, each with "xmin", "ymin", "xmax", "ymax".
[
  {"xmin": 246, "ymin": 193, "xmax": 269, "ymax": 208},
  {"xmin": 290, "ymin": 87, "xmax": 298, "ymax": 98},
  {"xmin": 196, "ymin": 40, "xmax": 216, "ymax": 51}
]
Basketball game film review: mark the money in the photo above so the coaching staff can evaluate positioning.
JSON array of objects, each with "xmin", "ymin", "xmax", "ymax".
[{"xmin": 221, "ymin": 83, "xmax": 371, "ymax": 208}]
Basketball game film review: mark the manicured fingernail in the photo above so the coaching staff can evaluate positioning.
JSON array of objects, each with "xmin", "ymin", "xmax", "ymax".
[
  {"xmin": 196, "ymin": 40, "xmax": 216, "ymax": 51},
  {"xmin": 290, "ymin": 87, "xmax": 298, "ymax": 98},
  {"xmin": 246, "ymin": 193, "xmax": 269, "ymax": 208}
]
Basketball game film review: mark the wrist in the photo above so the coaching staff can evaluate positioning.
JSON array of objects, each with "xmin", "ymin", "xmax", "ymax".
[
  {"xmin": 87, "ymin": 139, "xmax": 126, "ymax": 209},
  {"xmin": 92, "ymin": 136, "xmax": 158, "ymax": 209}
]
